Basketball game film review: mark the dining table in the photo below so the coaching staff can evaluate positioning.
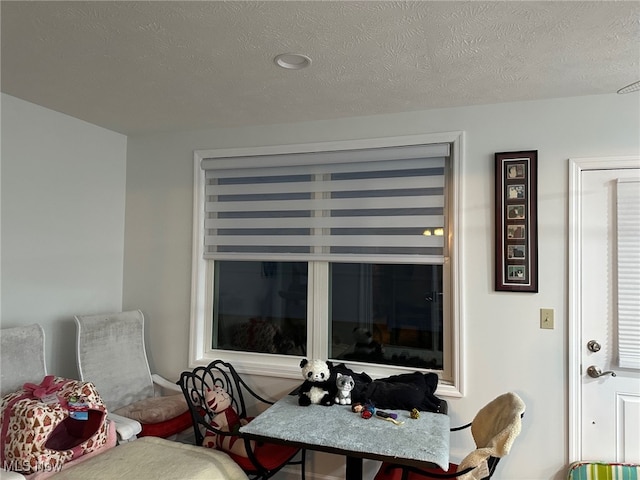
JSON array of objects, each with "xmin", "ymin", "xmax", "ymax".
[{"xmin": 239, "ymin": 394, "xmax": 450, "ymax": 480}]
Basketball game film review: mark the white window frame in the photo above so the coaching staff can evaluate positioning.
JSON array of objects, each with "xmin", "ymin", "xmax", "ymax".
[{"xmin": 189, "ymin": 131, "xmax": 465, "ymax": 397}]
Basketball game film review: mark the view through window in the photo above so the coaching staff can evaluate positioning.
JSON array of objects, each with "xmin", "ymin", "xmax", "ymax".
[{"xmin": 212, "ymin": 261, "xmax": 443, "ymax": 370}]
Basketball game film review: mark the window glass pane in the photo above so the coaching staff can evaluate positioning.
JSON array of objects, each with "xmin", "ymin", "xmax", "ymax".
[
  {"xmin": 213, "ymin": 261, "xmax": 307, "ymax": 356},
  {"xmin": 330, "ymin": 263, "xmax": 443, "ymax": 370}
]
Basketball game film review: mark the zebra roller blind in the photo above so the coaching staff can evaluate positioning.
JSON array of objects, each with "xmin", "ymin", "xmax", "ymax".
[{"xmin": 201, "ymin": 143, "xmax": 450, "ymax": 263}]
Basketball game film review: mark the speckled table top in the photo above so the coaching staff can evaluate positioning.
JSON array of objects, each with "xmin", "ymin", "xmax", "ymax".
[{"xmin": 240, "ymin": 394, "xmax": 450, "ymax": 470}]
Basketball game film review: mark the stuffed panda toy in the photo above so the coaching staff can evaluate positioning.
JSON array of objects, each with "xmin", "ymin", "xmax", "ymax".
[{"xmin": 298, "ymin": 358, "xmax": 335, "ymax": 407}]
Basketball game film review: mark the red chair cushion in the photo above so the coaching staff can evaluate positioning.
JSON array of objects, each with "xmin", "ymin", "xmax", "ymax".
[
  {"xmin": 229, "ymin": 441, "xmax": 300, "ymax": 473},
  {"xmin": 375, "ymin": 461, "xmax": 459, "ymax": 480},
  {"xmin": 138, "ymin": 410, "xmax": 193, "ymax": 438}
]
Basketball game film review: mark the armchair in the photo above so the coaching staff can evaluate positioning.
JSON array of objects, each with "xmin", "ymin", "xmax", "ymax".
[{"xmin": 74, "ymin": 310, "xmax": 192, "ymax": 441}]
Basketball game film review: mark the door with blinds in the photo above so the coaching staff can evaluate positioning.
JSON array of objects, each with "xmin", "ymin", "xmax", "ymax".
[{"xmin": 579, "ymin": 167, "xmax": 640, "ymax": 462}]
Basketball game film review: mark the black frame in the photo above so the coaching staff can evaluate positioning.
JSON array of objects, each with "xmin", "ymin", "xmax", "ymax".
[{"xmin": 494, "ymin": 150, "xmax": 538, "ymax": 292}]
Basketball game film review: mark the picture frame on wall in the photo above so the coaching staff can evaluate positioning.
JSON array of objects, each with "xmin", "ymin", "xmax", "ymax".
[{"xmin": 495, "ymin": 150, "xmax": 538, "ymax": 292}]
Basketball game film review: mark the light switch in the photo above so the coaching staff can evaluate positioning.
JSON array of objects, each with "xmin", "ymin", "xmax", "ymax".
[{"xmin": 540, "ymin": 308, "xmax": 554, "ymax": 329}]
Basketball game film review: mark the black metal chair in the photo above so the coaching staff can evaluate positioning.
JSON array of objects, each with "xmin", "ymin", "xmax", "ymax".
[
  {"xmin": 177, "ymin": 359, "xmax": 305, "ymax": 480},
  {"xmin": 374, "ymin": 392, "xmax": 525, "ymax": 480}
]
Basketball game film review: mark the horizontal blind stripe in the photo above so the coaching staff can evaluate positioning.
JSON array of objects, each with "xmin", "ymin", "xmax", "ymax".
[
  {"xmin": 617, "ymin": 178, "xmax": 640, "ymax": 369},
  {"xmin": 207, "ymin": 252, "xmax": 446, "ymax": 264},
  {"xmin": 205, "ymin": 235, "xmax": 444, "ymax": 248},
  {"xmin": 205, "ymin": 157, "xmax": 446, "ymax": 178},
  {"xmin": 206, "ymin": 215, "xmax": 445, "ymax": 229},
  {"xmin": 207, "ymin": 174, "xmax": 444, "ymax": 195},
  {"xmin": 206, "ymin": 195, "xmax": 443, "ymax": 213},
  {"xmin": 201, "ymin": 143, "xmax": 450, "ymax": 170}
]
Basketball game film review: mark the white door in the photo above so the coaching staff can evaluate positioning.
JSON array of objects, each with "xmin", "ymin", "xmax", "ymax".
[{"xmin": 577, "ymin": 165, "xmax": 640, "ymax": 462}]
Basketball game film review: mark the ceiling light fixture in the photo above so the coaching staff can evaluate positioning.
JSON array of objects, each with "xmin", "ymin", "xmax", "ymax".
[
  {"xmin": 617, "ymin": 80, "xmax": 640, "ymax": 94},
  {"xmin": 274, "ymin": 53, "xmax": 312, "ymax": 70}
]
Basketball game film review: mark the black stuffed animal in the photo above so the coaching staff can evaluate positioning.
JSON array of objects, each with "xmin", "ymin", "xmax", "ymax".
[{"xmin": 297, "ymin": 359, "xmax": 335, "ymax": 407}]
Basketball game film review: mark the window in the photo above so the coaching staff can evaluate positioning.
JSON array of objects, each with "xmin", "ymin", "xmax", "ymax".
[{"xmin": 190, "ymin": 132, "xmax": 463, "ymax": 396}]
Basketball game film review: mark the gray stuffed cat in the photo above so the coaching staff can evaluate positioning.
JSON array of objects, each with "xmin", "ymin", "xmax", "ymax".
[{"xmin": 335, "ymin": 373, "xmax": 355, "ymax": 405}]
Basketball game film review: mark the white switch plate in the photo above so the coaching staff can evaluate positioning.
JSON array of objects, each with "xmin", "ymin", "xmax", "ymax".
[{"xmin": 540, "ymin": 308, "xmax": 554, "ymax": 329}]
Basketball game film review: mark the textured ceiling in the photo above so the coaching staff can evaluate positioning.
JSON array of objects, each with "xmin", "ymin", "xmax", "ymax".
[{"xmin": 1, "ymin": 1, "xmax": 639, "ymax": 136}]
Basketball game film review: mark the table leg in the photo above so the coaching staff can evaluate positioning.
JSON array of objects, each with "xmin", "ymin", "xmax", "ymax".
[{"xmin": 345, "ymin": 456, "xmax": 363, "ymax": 480}]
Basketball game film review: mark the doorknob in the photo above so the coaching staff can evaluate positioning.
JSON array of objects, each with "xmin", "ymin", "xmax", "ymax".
[
  {"xmin": 586, "ymin": 365, "xmax": 617, "ymax": 378},
  {"xmin": 587, "ymin": 340, "xmax": 601, "ymax": 352}
]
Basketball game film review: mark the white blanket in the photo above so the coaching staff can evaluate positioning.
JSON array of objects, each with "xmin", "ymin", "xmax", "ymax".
[
  {"xmin": 457, "ymin": 392, "xmax": 526, "ymax": 480},
  {"xmin": 50, "ymin": 437, "xmax": 248, "ymax": 480}
]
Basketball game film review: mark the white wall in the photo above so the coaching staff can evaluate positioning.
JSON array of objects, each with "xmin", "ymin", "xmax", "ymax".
[
  {"xmin": 124, "ymin": 93, "xmax": 639, "ymax": 480},
  {"xmin": 0, "ymin": 94, "xmax": 127, "ymax": 379}
]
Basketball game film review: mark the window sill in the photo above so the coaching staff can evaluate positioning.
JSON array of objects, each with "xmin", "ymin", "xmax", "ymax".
[{"xmin": 191, "ymin": 350, "xmax": 462, "ymax": 398}]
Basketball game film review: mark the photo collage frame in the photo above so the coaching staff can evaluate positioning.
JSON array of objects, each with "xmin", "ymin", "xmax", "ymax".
[{"xmin": 494, "ymin": 150, "xmax": 538, "ymax": 292}]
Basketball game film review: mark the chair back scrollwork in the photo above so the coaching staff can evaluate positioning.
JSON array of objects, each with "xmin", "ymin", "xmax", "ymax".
[{"xmin": 179, "ymin": 360, "xmax": 247, "ymax": 444}]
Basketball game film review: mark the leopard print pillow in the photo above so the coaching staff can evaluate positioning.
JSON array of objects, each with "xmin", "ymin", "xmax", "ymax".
[{"xmin": 1, "ymin": 377, "xmax": 110, "ymax": 475}]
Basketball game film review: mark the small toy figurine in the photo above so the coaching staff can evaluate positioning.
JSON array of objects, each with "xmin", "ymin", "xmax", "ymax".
[
  {"xmin": 335, "ymin": 373, "xmax": 354, "ymax": 405},
  {"xmin": 351, "ymin": 401, "xmax": 376, "ymax": 418},
  {"xmin": 361, "ymin": 403, "xmax": 376, "ymax": 419},
  {"xmin": 376, "ymin": 409, "xmax": 404, "ymax": 425},
  {"xmin": 375, "ymin": 410, "xmax": 398, "ymax": 420},
  {"xmin": 410, "ymin": 408, "xmax": 420, "ymax": 419}
]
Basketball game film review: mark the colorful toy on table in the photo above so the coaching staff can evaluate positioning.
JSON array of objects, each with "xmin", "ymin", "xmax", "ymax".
[
  {"xmin": 376, "ymin": 409, "xmax": 404, "ymax": 425},
  {"xmin": 351, "ymin": 401, "xmax": 376, "ymax": 419},
  {"xmin": 297, "ymin": 358, "xmax": 336, "ymax": 406},
  {"xmin": 375, "ymin": 410, "xmax": 397, "ymax": 420},
  {"xmin": 361, "ymin": 403, "xmax": 376, "ymax": 419}
]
